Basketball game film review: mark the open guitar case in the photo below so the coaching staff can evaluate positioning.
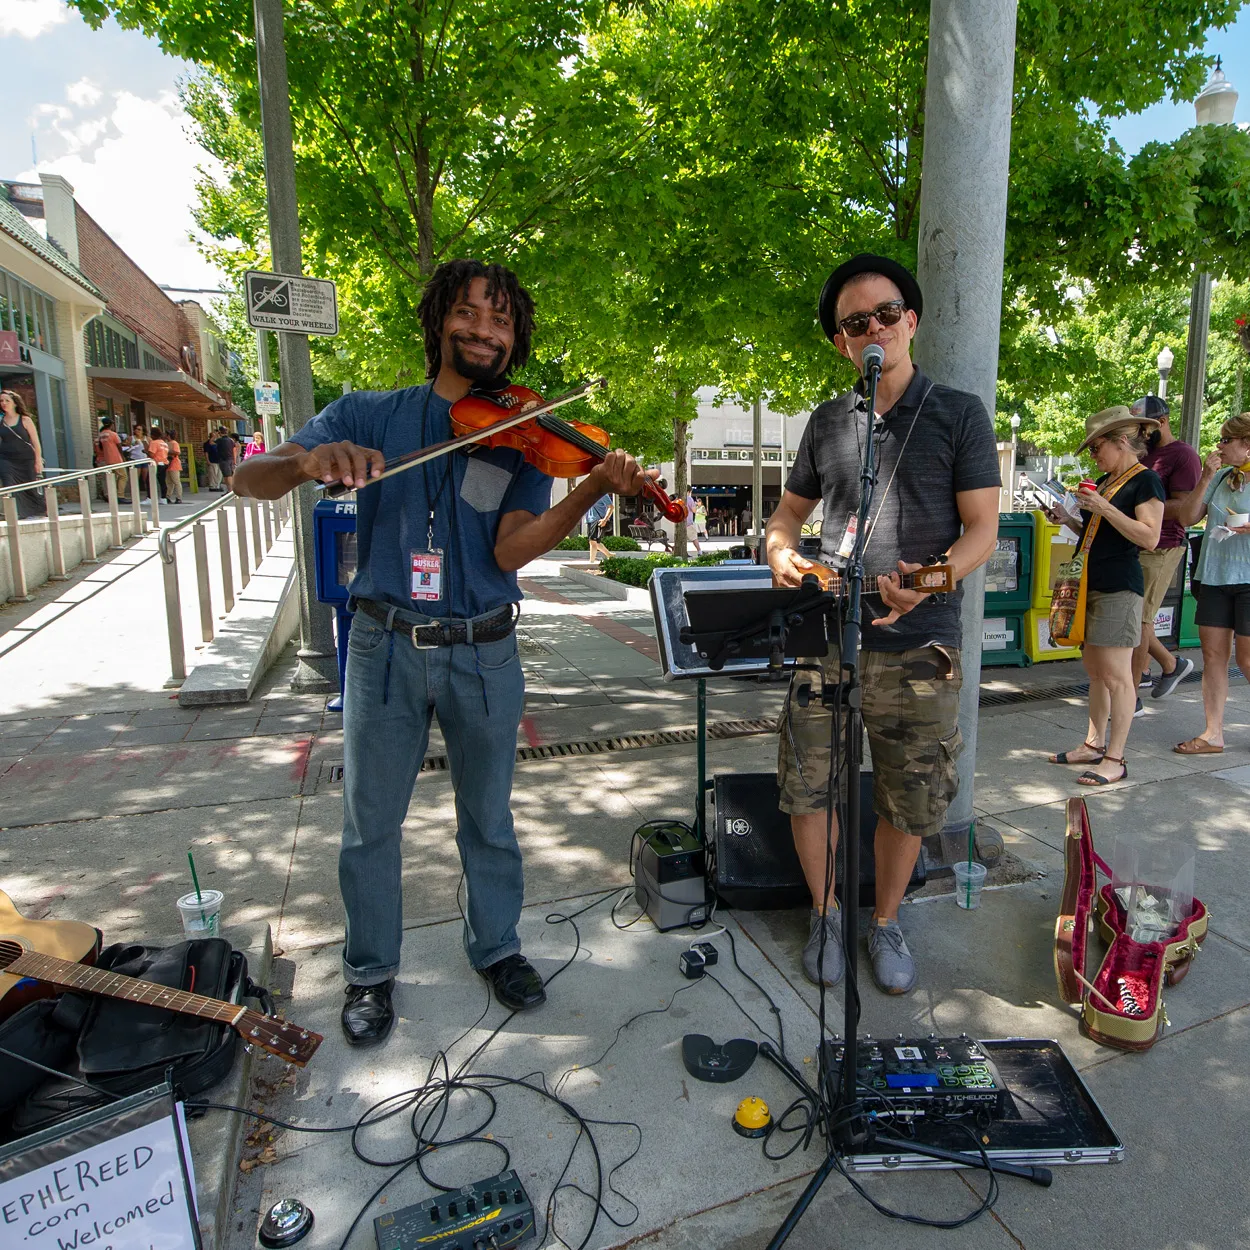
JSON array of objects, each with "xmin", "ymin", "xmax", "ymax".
[
  {"xmin": 1054, "ymin": 797, "xmax": 1208, "ymax": 1052},
  {"xmin": 0, "ymin": 938, "xmax": 270, "ymax": 1144}
]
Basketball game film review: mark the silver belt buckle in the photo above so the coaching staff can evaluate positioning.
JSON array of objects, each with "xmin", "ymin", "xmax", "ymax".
[{"xmin": 411, "ymin": 623, "xmax": 442, "ymax": 650}]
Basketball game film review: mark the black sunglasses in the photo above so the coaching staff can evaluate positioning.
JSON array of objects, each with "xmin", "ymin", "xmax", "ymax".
[
  {"xmin": 838, "ymin": 300, "xmax": 907, "ymax": 337},
  {"xmin": 1218, "ymin": 436, "xmax": 1243, "ymax": 445}
]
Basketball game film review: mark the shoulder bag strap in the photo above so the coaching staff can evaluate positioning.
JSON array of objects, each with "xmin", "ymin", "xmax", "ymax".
[{"xmin": 1078, "ymin": 462, "xmax": 1147, "ymax": 556}]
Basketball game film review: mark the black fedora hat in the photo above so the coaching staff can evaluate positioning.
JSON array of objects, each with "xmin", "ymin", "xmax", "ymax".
[{"xmin": 818, "ymin": 253, "xmax": 923, "ymax": 343}]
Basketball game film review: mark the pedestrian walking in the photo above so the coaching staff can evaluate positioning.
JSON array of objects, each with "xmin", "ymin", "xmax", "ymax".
[
  {"xmin": 204, "ymin": 432, "xmax": 223, "ymax": 491},
  {"xmin": 94, "ymin": 417, "xmax": 127, "ymax": 501},
  {"xmin": 694, "ymin": 495, "xmax": 708, "ymax": 553},
  {"xmin": 1170, "ymin": 412, "xmax": 1250, "ymax": 755},
  {"xmin": 585, "ymin": 492, "xmax": 613, "ymax": 563},
  {"xmin": 0, "ymin": 390, "xmax": 46, "ymax": 518},
  {"xmin": 1047, "ymin": 408, "xmax": 1164, "ymax": 785},
  {"xmin": 215, "ymin": 427, "xmax": 238, "ymax": 492},
  {"xmin": 148, "ymin": 428, "xmax": 170, "ymax": 501},
  {"xmin": 126, "ymin": 423, "xmax": 150, "ymax": 497},
  {"xmin": 166, "ymin": 431, "xmax": 183, "ymax": 503},
  {"xmin": 1131, "ymin": 395, "xmax": 1200, "ymax": 701}
]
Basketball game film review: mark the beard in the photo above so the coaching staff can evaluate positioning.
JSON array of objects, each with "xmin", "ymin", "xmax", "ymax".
[
  {"xmin": 1145, "ymin": 429, "xmax": 1162, "ymax": 453},
  {"xmin": 450, "ymin": 335, "xmax": 508, "ymax": 386}
]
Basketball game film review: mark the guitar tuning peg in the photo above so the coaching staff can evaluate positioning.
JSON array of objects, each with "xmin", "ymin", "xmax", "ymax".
[{"xmin": 244, "ymin": 1043, "xmax": 254, "ymax": 1055}]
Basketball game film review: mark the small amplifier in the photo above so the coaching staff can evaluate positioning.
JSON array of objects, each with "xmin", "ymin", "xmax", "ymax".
[
  {"xmin": 634, "ymin": 821, "xmax": 708, "ymax": 931},
  {"xmin": 373, "ymin": 1170, "xmax": 535, "ymax": 1250},
  {"xmin": 819, "ymin": 1034, "xmax": 1008, "ymax": 1119}
]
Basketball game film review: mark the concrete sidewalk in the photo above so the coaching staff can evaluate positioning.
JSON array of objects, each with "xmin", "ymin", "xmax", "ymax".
[{"xmin": 1, "ymin": 549, "xmax": 1248, "ymax": 1249}]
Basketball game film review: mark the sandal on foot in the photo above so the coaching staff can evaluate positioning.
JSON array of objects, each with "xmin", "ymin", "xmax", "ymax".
[
  {"xmin": 1050, "ymin": 740, "xmax": 1105, "ymax": 765},
  {"xmin": 1174, "ymin": 737, "xmax": 1223, "ymax": 755},
  {"xmin": 1077, "ymin": 755, "xmax": 1127, "ymax": 786}
]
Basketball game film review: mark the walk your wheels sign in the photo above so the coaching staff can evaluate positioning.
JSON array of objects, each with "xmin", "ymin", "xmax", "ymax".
[{"xmin": 245, "ymin": 269, "xmax": 339, "ymax": 336}]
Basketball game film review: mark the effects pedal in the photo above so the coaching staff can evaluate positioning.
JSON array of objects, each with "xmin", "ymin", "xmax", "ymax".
[
  {"xmin": 373, "ymin": 1171, "xmax": 535, "ymax": 1250},
  {"xmin": 819, "ymin": 1034, "xmax": 1007, "ymax": 1120},
  {"xmin": 634, "ymin": 821, "xmax": 708, "ymax": 931}
]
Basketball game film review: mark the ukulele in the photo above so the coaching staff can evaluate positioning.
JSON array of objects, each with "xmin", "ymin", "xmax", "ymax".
[
  {"xmin": 0, "ymin": 890, "xmax": 322, "ymax": 1067},
  {"xmin": 802, "ymin": 559, "xmax": 955, "ymax": 596}
]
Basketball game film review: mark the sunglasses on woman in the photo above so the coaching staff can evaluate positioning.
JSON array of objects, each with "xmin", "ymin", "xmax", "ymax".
[
  {"xmin": 837, "ymin": 300, "xmax": 907, "ymax": 338},
  {"xmin": 1218, "ymin": 436, "xmax": 1244, "ymax": 445}
]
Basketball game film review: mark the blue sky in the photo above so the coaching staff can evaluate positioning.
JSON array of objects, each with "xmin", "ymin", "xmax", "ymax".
[{"xmin": 1, "ymin": 1, "xmax": 1247, "ymax": 291}]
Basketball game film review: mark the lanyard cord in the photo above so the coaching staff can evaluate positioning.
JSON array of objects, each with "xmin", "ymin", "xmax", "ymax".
[
  {"xmin": 420, "ymin": 387, "xmax": 455, "ymax": 544},
  {"xmin": 859, "ymin": 382, "xmax": 934, "ymax": 559}
]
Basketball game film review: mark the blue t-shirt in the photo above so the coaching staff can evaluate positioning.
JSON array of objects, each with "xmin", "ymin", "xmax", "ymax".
[
  {"xmin": 290, "ymin": 384, "xmax": 552, "ymax": 618},
  {"xmin": 586, "ymin": 494, "xmax": 611, "ymax": 525}
]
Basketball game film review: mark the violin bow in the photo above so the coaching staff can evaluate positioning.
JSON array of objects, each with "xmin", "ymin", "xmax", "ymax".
[{"xmin": 320, "ymin": 378, "xmax": 607, "ymax": 499}]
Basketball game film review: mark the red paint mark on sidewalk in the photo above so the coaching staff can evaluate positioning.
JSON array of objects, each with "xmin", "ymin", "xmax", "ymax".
[
  {"xmin": 578, "ymin": 615, "xmax": 661, "ymax": 663},
  {"xmin": 519, "ymin": 716, "xmax": 542, "ymax": 747},
  {"xmin": 519, "ymin": 578, "xmax": 576, "ymax": 604},
  {"xmin": 289, "ymin": 738, "xmax": 314, "ymax": 783}
]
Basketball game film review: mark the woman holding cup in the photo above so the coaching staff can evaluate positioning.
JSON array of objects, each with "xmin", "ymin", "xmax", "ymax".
[
  {"xmin": 1046, "ymin": 408, "xmax": 1164, "ymax": 784},
  {"xmin": 1170, "ymin": 413, "xmax": 1250, "ymax": 754}
]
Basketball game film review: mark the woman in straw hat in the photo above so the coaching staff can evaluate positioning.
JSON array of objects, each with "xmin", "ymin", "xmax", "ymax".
[
  {"xmin": 1047, "ymin": 407, "xmax": 1164, "ymax": 784},
  {"xmin": 1168, "ymin": 412, "xmax": 1250, "ymax": 755}
]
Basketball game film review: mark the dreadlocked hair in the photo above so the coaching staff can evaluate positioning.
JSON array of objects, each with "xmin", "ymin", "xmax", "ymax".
[{"xmin": 417, "ymin": 260, "xmax": 535, "ymax": 379}]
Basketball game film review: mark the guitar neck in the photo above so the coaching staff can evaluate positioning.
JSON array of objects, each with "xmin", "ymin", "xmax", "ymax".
[{"xmin": 9, "ymin": 950, "xmax": 245, "ymax": 1027}]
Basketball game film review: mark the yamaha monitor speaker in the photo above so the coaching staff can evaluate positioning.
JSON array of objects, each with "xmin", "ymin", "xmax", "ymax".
[{"xmin": 709, "ymin": 771, "xmax": 927, "ymax": 910}]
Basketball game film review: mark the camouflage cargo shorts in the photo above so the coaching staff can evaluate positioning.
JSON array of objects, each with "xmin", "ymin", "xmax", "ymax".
[{"xmin": 777, "ymin": 646, "xmax": 964, "ymax": 837}]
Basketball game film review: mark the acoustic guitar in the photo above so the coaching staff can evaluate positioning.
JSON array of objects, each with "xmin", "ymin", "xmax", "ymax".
[{"xmin": 0, "ymin": 889, "xmax": 321, "ymax": 1067}]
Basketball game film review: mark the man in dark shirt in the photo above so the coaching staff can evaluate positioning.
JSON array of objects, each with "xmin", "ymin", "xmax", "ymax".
[
  {"xmin": 215, "ymin": 428, "xmax": 238, "ymax": 491},
  {"xmin": 203, "ymin": 433, "xmax": 223, "ymax": 491},
  {"xmin": 765, "ymin": 254, "xmax": 1000, "ymax": 996},
  {"xmin": 1131, "ymin": 395, "xmax": 1201, "ymax": 698}
]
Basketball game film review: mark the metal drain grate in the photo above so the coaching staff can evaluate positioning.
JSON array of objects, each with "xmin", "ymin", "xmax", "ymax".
[
  {"xmin": 978, "ymin": 665, "xmax": 1210, "ymax": 709},
  {"xmin": 517, "ymin": 635, "xmax": 551, "ymax": 656}
]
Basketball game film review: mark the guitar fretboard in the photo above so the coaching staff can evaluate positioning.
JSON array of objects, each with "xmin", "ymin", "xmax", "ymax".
[{"xmin": 10, "ymin": 950, "xmax": 245, "ymax": 1026}]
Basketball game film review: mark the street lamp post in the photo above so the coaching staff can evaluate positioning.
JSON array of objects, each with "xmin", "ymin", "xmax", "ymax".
[
  {"xmin": 1157, "ymin": 346, "xmax": 1174, "ymax": 399},
  {"xmin": 1181, "ymin": 59, "xmax": 1240, "ymax": 449}
]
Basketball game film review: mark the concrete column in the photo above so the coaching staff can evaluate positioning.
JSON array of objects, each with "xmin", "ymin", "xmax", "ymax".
[
  {"xmin": 1179, "ymin": 272, "xmax": 1212, "ymax": 449},
  {"xmin": 53, "ymin": 301, "xmax": 99, "ymax": 470},
  {"xmin": 912, "ymin": 0, "xmax": 1018, "ymax": 851},
  {"xmin": 254, "ymin": 0, "xmax": 336, "ymax": 690}
]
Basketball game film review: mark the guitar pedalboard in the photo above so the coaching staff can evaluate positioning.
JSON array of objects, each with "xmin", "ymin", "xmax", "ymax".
[{"xmin": 373, "ymin": 1171, "xmax": 535, "ymax": 1250}]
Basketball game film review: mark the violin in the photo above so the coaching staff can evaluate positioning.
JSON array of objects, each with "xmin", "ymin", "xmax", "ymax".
[
  {"xmin": 450, "ymin": 384, "xmax": 686, "ymax": 522},
  {"xmin": 323, "ymin": 379, "xmax": 687, "ymax": 522}
]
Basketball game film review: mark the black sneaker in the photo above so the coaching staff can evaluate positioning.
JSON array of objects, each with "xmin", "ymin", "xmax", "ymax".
[
  {"xmin": 479, "ymin": 954, "xmax": 546, "ymax": 1011},
  {"xmin": 1151, "ymin": 655, "xmax": 1195, "ymax": 700},
  {"xmin": 1138, "ymin": 672, "xmax": 1154, "ymax": 689},
  {"xmin": 1134, "ymin": 697, "xmax": 1145, "ymax": 718}
]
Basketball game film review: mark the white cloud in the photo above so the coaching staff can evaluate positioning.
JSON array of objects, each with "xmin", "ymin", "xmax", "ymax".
[
  {"xmin": 21, "ymin": 87, "xmax": 227, "ymax": 290},
  {"xmin": 1, "ymin": 0, "xmax": 69, "ymax": 39},
  {"xmin": 65, "ymin": 78, "xmax": 102, "ymax": 108}
]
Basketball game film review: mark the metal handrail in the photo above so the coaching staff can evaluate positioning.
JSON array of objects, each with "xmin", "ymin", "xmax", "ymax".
[
  {"xmin": 160, "ymin": 491, "xmax": 238, "ymax": 562},
  {"xmin": 0, "ymin": 458, "xmax": 154, "ymax": 498}
]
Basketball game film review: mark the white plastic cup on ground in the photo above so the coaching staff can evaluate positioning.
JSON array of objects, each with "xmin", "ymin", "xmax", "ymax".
[
  {"xmin": 952, "ymin": 862, "xmax": 987, "ymax": 910},
  {"xmin": 177, "ymin": 889, "xmax": 224, "ymax": 936}
]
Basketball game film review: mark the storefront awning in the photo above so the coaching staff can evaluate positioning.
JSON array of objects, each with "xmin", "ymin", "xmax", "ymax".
[
  {"xmin": 87, "ymin": 366, "xmax": 244, "ymax": 423},
  {"xmin": 691, "ymin": 465, "xmax": 783, "ymax": 487}
]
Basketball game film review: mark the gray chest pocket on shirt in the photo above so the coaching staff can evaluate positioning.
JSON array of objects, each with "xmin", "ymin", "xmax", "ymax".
[{"xmin": 459, "ymin": 456, "xmax": 513, "ymax": 514}]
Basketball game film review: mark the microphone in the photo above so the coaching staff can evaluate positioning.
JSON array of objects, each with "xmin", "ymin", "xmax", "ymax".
[{"xmin": 861, "ymin": 343, "xmax": 885, "ymax": 377}]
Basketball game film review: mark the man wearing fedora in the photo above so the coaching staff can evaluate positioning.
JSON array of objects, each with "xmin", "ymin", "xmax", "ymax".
[
  {"xmin": 1131, "ymin": 395, "xmax": 1200, "ymax": 700},
  {"xmin": 765, "ymin": 254, "xmax": 1001, "ymax": 996}
]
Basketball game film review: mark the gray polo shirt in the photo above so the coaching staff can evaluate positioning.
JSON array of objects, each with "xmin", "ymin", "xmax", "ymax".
[{"xmin": 785, "ymin": 366, "xmax": 1000, "ymax": 651}]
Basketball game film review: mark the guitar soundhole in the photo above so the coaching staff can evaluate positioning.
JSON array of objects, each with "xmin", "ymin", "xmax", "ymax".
[{"xmin": 0, "ymin": 937, "xmax": 29, "ymax": 971}]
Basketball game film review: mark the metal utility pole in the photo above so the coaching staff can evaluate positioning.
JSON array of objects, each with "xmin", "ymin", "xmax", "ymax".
[
  {"xmin": 751, "ymin": 397, "xmax": 763, "ymax": 549},
  {"xmin": 913, "ymin": 0, "xmax": 1019, "ymax": 858},
  {"xmin": 253, "ymin": 0, "xmax": 336, "ymax": 690}
]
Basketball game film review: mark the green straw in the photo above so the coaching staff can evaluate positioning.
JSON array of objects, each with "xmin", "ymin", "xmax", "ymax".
[
  {"xmin": 187, "ymin": 849, "xmax": 206, "ymax": 926},
  {"xmin": 965, "ymin": 820, "xmax": 976, "ymax": 909}
]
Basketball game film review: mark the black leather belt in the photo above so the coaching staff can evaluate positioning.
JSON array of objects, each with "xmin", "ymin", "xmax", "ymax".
[{"xmin": 356, "ymin": 599, "xmax": 516, "ymax": 648}]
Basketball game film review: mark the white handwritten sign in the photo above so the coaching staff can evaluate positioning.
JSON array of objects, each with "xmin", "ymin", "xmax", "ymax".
[{"xmin": 0, "ymin": 1087, "xmax": 200, "ymax": 1250}]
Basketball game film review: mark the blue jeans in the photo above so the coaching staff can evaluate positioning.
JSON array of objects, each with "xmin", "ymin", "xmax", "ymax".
[{"xmin": 339, "ymin": 610, "xmax": 525, "ymax": 985}]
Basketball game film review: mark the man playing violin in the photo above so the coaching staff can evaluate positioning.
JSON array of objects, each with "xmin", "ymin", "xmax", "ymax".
[
  {"xmin": 765, "ymin": 254, "xmax": 1000, "ymax": 997},
  {"xmin": 233, "ymin": 259, "xmax": 652, "ymax": 1045}
]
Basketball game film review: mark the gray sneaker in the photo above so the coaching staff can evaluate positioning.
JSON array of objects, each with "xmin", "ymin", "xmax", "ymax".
[
  {"xmin": 868, "ymin": 918, "xmax": 917, "ymax": 995},
  {"xmin": 1151, "ymin": 655, "xmax": 1195, "ymax": 700},
  {"xmin": 802, "ymin": 907, "xmax": 845, "ymax": 987}
]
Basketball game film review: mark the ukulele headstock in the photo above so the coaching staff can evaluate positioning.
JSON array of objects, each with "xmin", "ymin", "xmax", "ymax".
[
  {"xmin": 910, "ymin": 563, "xmax": 955, "ymax": 593},
  {"xmin": 240, "ymin": 1010, "xmax": 323, "ymax": 1066}
]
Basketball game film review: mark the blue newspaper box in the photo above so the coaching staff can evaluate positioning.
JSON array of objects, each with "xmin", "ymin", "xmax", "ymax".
[{"xmin": 313, "ymin": 498, "xmax": 358, "ymax": 709}]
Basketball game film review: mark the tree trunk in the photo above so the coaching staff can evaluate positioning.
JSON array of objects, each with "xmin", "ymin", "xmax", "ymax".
[{"xmin": 673, "ymin": 404, "xmax": 689, "ymax": 558}]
